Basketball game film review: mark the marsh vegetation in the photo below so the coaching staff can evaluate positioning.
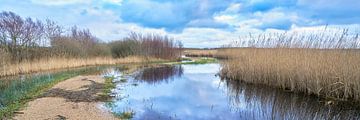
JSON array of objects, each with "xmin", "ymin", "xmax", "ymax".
[
  {"xmin": 1, "ymin": 9, "xmax": 360, "ymax": 120},
  {"xmin": 0, "ymin": 11, "xmax": 182, "ymax": 119},
  {"xmin": 218, "ymin": 29, "xmax": 360, "ymax": 102},
  {"xmin": 0, "ymin": 11, "xmax": 182, "ymax": 77}
]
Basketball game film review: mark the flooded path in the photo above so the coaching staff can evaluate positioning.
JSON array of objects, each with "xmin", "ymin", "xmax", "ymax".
[
  {"xmin": 106, "ymin": 63, "xmax": 360, "ymax": 120},
  {"xmin": 13, "ymin": 75, "xmax": 117, "ymax": 120}
]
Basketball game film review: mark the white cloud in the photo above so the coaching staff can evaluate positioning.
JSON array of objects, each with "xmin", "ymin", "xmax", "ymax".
[
  {"xmin": 223, "ymin": 3, "xmax": 242, "ymax": 13},
  {"xmin": 3, "ymin": 0, "xmax": 360, "ymax": 48},
  {"xmin": 102, "ymin": 0, "xmax": 123, "ymax": 5},
  {"xmin": 30, "ymin": 0, "xmax": 91, "ymax": 5}
]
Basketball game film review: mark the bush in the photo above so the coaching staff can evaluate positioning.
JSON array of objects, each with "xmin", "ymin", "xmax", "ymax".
[
  {"xmin": 110, "ymin": 40, "xmax": 140, "ymax": 58},
  {"xmin": 110, "ymin": 32, "xmax": 182, "ymax": 60}
]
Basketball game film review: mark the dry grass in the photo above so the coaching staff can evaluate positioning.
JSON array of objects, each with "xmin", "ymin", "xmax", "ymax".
[
  {"xmin": 183, "ymin": 49, "xmax": 217, "ymax": 57},
  {"xmin": 219, "ymin": 48, "xmax": 360, "ymax": 101},
  {"xmin": 219, "ymin": 29, "xmax": 360, "ymax": 101},
  {"xmin": 0, "ymin": 56, "xmax": 164, "ymax": 77}
]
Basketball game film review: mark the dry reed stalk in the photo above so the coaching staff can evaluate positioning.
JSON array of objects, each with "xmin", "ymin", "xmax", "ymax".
[
  {"xmin": 0, "ymin": 56, "xmax": 164, "ymax": 77},
  {"xmin": 219, "ymin": 48, "xmax": 360, "ymax": 101},
  {"xmin": 184, "ymin": 49, "xmax": 217, "ymax": 57}
]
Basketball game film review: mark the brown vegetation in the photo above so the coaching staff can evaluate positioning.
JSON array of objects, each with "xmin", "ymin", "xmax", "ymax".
[
  {"xmin": 219, "ymin": 29, "xmax": 360, "ymax": 101},
  {"xmin": 110, "ymin": 32, "xmax": 182, "ymax": 60},
  {"xmin": 0, "ymin": 56, "xmax": 163, "ymax": 77},
  {"xmin": 183, "ymin": 49, "xmax": 217, "ymax": 57},
  {"xmin": 0, "ymin": 11, "xmax": 181, "ymax": 77}
]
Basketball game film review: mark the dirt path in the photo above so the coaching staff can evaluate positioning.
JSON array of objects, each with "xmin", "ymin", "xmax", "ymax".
[{"xmin": 13, "ymin": 75, "xmax": 118, "ymax": 120}]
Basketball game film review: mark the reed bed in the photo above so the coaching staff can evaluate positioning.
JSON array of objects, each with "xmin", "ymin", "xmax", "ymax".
[
  {"xmin": 219, "ymin": 29, "xmax": 360, "ymax": 101},
  {"xmin": 184, "ymin": 49, "xmax": 217, "ymax": 57},
  {"xmin": 0, "ymin": 56, "xmax": 164, "ymax": 77}
]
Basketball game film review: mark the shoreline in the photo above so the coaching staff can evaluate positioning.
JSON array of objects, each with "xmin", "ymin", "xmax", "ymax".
[
  {"xmin": 13, "ymin": 75, "xmax": 118, "ymax": 120},
  {"xmin": 0, "ymin": 56, "xmax": 167, "ymax": 78}
]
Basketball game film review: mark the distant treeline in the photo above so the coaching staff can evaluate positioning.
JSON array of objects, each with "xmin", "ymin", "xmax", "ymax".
[{"xmin": 0, "ymin": 11, "xmax": 182, "ymax": 66}]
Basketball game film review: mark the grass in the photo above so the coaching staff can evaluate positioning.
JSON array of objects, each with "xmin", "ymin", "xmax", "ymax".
[
  {"xmin": 100, "ymin": 76, "xmax": 116, "ymax": 100},
  {"xmin": 219, "ymin": 48, "xmax": 360, "ymax": 101},
  {"xmin": 0, "ymin": 56, "xmax": 165, "ymax": 77},
  {"xmin": 180, "ymin": 57, "xmax": 192, "ymax": 61},
  {"xmin": 183, "ymin": 49, "xmax": 217, "ymax": 57},
  {"xmin": 218, "ymin": 29, "xmax": 360, "ymax": 102},
  {"xmin": 181, "ymin": 57, "xmax": 217, "ymax": 64},
  {"xmin": 164, "ymin": 57, "xmax": 217, "ymax": 65},
  {"xmin": 0, "ymin": 67, "xmax": 103, "ymax": 119},
  {"xmin": 114, "ymin": 110, "xmax": 135, "ymax": 119}
]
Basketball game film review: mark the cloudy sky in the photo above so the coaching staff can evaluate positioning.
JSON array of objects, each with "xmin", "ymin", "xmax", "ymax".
[{"xmin": 1, "ymin": 0, "xmax": 359, "ymax": 48}]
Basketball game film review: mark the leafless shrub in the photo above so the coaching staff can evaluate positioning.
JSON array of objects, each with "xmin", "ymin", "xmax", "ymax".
[{"xmin": 110, "ymin": 32, "xmax": 182, "ymax": 60}]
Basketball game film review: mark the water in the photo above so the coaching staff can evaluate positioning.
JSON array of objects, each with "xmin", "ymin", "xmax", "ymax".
[{"xmin": 106, "ymin": 64, "xmax": 360, "ymax": 120}]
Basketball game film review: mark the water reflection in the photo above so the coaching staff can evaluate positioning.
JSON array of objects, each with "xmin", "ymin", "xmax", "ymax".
[
  {"xmin": 107, "ymin": 64, "xmax": 360, "ymax": 120},
  {"xmin": 224, "ymin": 79, "xmax": 360, "ymax": 120},
  {"xmin": 133, "ymin": 65, "xmax": 183, "ymax": 84}
]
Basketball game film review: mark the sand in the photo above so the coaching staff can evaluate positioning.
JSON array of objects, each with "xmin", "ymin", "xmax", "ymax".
[{"xmin": 13, "ymin": 75, "xmax": 118, "ymax": 120}]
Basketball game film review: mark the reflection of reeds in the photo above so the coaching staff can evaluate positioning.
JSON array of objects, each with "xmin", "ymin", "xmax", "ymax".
[
  {"xmin": 219, "ymin": 30, "xmax": 360, "ymax": 101},
  {"xmin": 134, "ymin": 65, "xmax": 183, "ymax": 84},
  {"xmin": 223, "ymin": 79, "xmax": 360, "ymax": 120},
  {"xmin": 0, "ymin": 56, "xmax": 164, "ymax": 77}
]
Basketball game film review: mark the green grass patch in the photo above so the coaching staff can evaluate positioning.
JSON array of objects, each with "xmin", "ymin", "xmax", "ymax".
[
  {"xmin": 180, "ymin": 57, "xmax": 192, "ymax": 61},
  {"xmin": 186, "ymin": 58, "xmax": 217, "ymax": 64},
  {"xmin": 114, "ymin": 110, "xmax": 135, "ymax": 120},
  {"xmin": 101, "ymin": 76, "xmax": 116, "ymax": 98},
  {"xmin": 0, "ymin": 67, "xmax": 103, "ymax": 119}
]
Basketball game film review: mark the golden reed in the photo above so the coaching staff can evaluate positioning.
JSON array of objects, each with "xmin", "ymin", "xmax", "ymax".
[{"xmin": 0, "ymin": 56, "xmax": 164, "ymax": 77}]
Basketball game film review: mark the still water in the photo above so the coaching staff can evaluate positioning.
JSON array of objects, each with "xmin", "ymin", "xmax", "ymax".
[{"xmin": 105, "ymin": 64, "xmax": 360, "ymax": 120}]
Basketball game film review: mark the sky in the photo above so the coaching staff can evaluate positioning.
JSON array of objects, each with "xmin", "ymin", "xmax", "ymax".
[{"xmin": 1, "ymin": 0, "xmax": 360, "ymax": 48}]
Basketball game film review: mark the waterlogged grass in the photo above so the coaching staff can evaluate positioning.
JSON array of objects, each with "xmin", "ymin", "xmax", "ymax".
[
  {"xmin": 0, "ymin": 67, "xmax": 103, "ymax": 119},
  {"xmin": 114, "ymin": 110, "xmax": 135, "ymax": 120},
  {"xmin": 100, "ymin": 76, "xmax": 116, "ymax": 100},
  {"xmin": 180, "ymin": 57, "xmax": 192, "ymax": 61},
  {"xmin": 181, "ymin": 58, "xmax": 217, "ymax": 64},
  {"xmin": 166, "ymin": 57, "xmax": 217, "ymax": 65},
  {"xmin": 102, "ymin": 71, "xmax": 134, "ymax": 119}
]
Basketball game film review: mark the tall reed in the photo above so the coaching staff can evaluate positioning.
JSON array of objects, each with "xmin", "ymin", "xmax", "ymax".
[
  {"xmin": 219, "ymin": 29, "xmax": 360, "ymax": 101},
  {"xmin": 0, "ymin": 56, "xmax": 164, "ymax": 77}
]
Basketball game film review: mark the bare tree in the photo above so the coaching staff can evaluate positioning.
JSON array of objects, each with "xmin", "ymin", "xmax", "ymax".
[{"xmin": 0, "ymin": 11, "xmax": 48, "ymax": 62}]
